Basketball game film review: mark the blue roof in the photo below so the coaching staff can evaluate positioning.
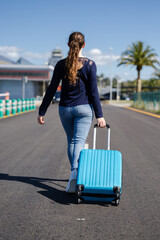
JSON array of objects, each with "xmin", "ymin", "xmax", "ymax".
[
  {"xmin": 16, "ymin": 57, "xmax": 33, "ymax": 65},
  {"xmin": 0, "ymin": 55, "xmax": 16, "ymax": 64}
]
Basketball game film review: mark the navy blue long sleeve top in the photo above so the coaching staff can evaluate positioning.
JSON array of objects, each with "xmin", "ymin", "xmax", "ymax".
[{"xmin": 39, "ymin": 57, "xmax": 103, "ymax": 118}]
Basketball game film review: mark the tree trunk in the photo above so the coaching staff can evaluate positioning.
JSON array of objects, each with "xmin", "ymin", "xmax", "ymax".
[
  {"xmin": 136, "ymin": 70, "xmax": 142, "ymax": 104},
  {"xmin": 137, "ymin": 70, "xmax": 141, "ymax": 92}
]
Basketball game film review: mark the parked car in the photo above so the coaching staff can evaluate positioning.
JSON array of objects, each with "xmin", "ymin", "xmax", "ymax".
[
  {"xmin": 121, "ymin": 94, "xmax": 130, "ymax": 101},
  {"xmin": 52, "ymin": 91, "xmax": 61, "ymax": 104}
]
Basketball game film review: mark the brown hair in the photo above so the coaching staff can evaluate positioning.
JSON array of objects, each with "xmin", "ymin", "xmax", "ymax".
[{"xmin": 65, "ymin": 32, "xmax": 85, "ymax": 85}]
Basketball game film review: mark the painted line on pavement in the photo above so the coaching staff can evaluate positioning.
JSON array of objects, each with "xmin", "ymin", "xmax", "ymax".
[{"xmin": 124, "ymin": 107, "xmax": 160, "ymax": 119}]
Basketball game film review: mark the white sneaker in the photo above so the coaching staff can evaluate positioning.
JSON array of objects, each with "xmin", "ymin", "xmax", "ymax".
[{"xmin": 66, "ymin": 169, "xmax": 77, "ymax": 193}]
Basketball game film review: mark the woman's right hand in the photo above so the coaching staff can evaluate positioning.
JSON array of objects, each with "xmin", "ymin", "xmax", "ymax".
[
  {"xmin": 97, "ymin": 117, "xmax": 106, "ymax": 128},
  {"xmin": 37, "ymin": 115, "xmax": 45, "ymax": 125}
]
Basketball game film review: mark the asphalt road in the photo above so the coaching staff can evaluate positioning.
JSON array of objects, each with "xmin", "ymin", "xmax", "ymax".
[{"xmin": 0, "ymin": 103, "xmax": 160, "ymax": 240}]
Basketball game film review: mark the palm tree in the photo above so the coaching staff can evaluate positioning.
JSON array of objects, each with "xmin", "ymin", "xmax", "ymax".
[
  {"xmin": 118, "ymin": 41, "xmax": 159, "ymax": 92},
  {"xmin": 155, "ymin": 70, "xmax": 160, "ymax": 79}
]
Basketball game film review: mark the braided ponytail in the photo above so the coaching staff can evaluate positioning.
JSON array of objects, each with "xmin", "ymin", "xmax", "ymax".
[{"xmin": 65, "ymin": 32, "xmax": 85, "ymax": 85}]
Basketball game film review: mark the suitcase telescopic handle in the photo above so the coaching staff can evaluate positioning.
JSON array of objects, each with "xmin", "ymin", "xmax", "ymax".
[{"xmin": 93, "ymin": 124, "xmax": 111, "ymax": 150}]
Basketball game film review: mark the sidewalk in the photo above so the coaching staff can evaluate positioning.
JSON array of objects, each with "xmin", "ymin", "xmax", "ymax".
[
  {"xmin": 105, "ymin": 100, "xmax": 160, "ymax": 119},
  {"xmin": 105, "ymin": 100, "xmax": 133, "ymax": 107}
]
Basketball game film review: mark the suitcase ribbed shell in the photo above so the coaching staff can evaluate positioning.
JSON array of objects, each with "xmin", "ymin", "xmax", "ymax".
[{"xmin": 77, "ymin": 149, "xmax": 122, "ymax": 194}]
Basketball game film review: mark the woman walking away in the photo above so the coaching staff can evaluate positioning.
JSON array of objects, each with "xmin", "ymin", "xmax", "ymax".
[{"xmin": 38, "ymin": 32, "xmax": 106, "ymax": 193}]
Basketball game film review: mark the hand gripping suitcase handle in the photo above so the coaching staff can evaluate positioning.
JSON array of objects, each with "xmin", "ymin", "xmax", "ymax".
[{"xmin": 93, "ymin": 124, "xmax": 110, "ymax": 150}]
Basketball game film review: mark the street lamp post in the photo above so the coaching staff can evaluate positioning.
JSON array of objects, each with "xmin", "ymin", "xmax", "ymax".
[
  {"xmin": 99, "ymin": 77, "xmax": 103, "ymax": 96},
  {"xmin": 109, "ymin": 47, "xmax": 113, "ymax": 101},
  {"xmin": 116, "ymin": 77, "xmax": 122, "ymax": 101}
]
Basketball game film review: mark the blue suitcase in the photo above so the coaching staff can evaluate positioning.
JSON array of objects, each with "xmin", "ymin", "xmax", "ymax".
[{"xmin": 76, "ymin": 124, "xmax": 122, "ymax": 206}]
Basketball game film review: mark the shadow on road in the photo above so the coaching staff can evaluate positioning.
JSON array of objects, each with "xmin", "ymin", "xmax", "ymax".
[
  {"xmin": 0, "ymin": 173, "xmax": 116, "ymax": 207},
  {"xmin": 0, "ymin": 173, "xmax": 76, "ymax": 205}
]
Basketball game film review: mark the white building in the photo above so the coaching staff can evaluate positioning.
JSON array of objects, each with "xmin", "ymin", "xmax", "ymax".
[
  {"xmin": 0, "ymin": 59, "xmax": 54, "ymax": 99},
  {"xmin": 48, "ymin": 48, "xmax": 63, "ymax": 67}
]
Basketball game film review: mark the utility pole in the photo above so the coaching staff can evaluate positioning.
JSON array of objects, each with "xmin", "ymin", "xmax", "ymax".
[
  {"xmin": 116, "ymin": 77, "xmax": 122, "ymax": 101},
  {"xmin": 22, "ymin": 76, "xmax": 28, "ymax": 99}
]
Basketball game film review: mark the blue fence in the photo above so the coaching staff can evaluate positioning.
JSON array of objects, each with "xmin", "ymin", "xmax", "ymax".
[{"xmin": 134, "ymin": 91, "xmax": 160, "ymax": 112}]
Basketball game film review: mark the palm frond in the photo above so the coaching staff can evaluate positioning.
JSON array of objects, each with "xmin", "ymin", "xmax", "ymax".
[{"xmin": 118, "ymin": 41, "xmax": 159, "ymax": 69}]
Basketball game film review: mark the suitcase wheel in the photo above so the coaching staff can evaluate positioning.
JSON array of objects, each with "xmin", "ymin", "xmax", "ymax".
[
  {"xmin": 76, "ymin": 195, "xmax": 83, "ymax": 204},
  {"xmin": 76, "ymin": 184, "xmax": 84, "ymax": 197},
  {"xmin": 77, "ymin": 198, "xmax": 83, "ymax": 204},
  {"xmin": 115, "ymin": 199, "xmax": 120, "ymax": 206},
  {"xmin": 78, "ymin": 190, "xmax": 81, "ymax": 197},
  {"xmin": 76, "ymin": 185, "xmax": 84, "ymax": 204}
]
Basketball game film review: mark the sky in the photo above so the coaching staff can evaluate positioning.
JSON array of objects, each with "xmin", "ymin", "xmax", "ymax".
[{"xmin": 0, "ymin": 0, "xmax": 160, "ymax": 81}]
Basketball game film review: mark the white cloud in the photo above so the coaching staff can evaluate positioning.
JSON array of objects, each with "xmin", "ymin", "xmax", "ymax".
[
  {"xmin": 0, "ymin": 46, "xmax": 121, "ymax": 66},
  {"xmin": 0, "ymin": 46, "xmax": 50, "ymax": 63},
  {"xmin": 0, "ymin": 46, "xmax": 22, "ymax": 59},
  {"xmin": 84, "ymin": 48, "xmax": 120, "ymax": 66},
  {"xmin": 89, "ymin": 48, "xmax": 102, "ymax": 55},
  {"xmin": 22, "ymin": 51, "xmax": 51, "ymax": 61}
]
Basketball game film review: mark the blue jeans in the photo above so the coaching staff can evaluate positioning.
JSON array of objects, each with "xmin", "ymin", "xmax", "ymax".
[{"xmin": 59, "ymin": 104, "xmax": 93, "ymax": 170}]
